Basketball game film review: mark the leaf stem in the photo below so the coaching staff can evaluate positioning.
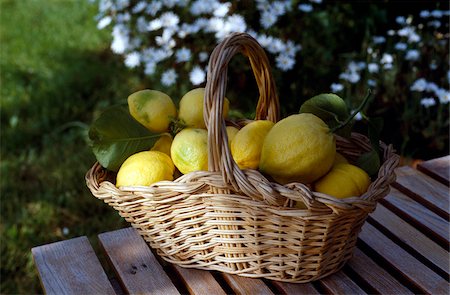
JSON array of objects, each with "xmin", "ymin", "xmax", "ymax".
[{"xmin": 330, "ymin": 89, "xmax": 372, "ymax": 133}]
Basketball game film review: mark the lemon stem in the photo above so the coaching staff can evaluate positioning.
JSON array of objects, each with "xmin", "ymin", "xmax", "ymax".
[{"xmin": 330, "ymin": 89, "xmax": 372, "ymax": 134}]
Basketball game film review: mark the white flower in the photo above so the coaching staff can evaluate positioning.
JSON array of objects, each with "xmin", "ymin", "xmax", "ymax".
[
  {"xmin": 431, "ymin": 10, "xmax": 443, "ymax": 18},
  {"xmin": 380, "ymin": 53, "xmax": 394, "ymax": 64},
  {"xmin": 155, "ymin": 29, "xmax": 176, "ymax": 49},
  {"xmin": 396, "ymin": 16, "xmax": 406, "ymax": 25},
  {"xmin": 383, "ymin": 63, "xmax": 393, "ymax": 70},
  {"xmin": 148, "ymin": 19, "xmax": 163, "ymax": 31},
  {"xmin": 190, "ymin": 0, "xmax": 216, "ymax": 15},
  {"xmin": 437, "ymin": 89, "xmax": 450, "ymax": 104},
  {"xmin": 331, "ymin": 83, "xmax": 344, "ymax": 92},
  {"xmin": 373, "ymin": 36, "xmax": 386, "ymax": 44},
  {"xmin": 161, "ymin": 69, "xmax": 178, "ymax": 86},
  {"xmin": 387, "ymin": 30, "xmax": 396, "ymax": 36},
  {"xmin": 97, "ymin": 16, "xmax": 112, "ymax": 29},
  {"xmin": 144, "ymin": 62, "xmax": 156, "ymax": 75},
  {"xmin": 160, "ymin": 12, "xmax": 179, "ymax": 28},
  {"xmin": 124, "ymin": 52, "xmax": 140, "ymax": 68},
  {"xmin": 145, "ymin": 1, "xmax": 162, "ymax": 16},
  {"xmin": 285, "ymin": 40, "xmax": 302, "ymax": 57},
  {"xmin": 339, "ymin": 72, "xmax": 360, "ymax": 84},
  {"xmin": 199, "ymin": 52, "xmax": 209, "ymax": 62},
  {"xmin": 408, "ymin": 32, "xmax": 421, "ymax": 43},
  {"xmin": 267, "ymin": 37, "xmax": 286, "ymax": 54},
  {"xmin": 447, "ymin": 70, "xmax": 450, "ymax": 84},
  {"xmin": 276, "ymin": 54, "xmax": 295, "ymax": 71},
  {"xmin": 420, "ymin": 10, "xmax": 430, "ymax": 18},
  {"xmin": 309, "ymin": 0, "xmax": 322, "ymax": 3},
  {"xmin": 420, "ymin": 97, "xmax": 436, "ymax": 108},
  {"xmin": 115, "ymin": 0, "xmax": 130, "ymax": 10},
  {"xmin": 136, "ymin": 16, "xmax": 149, "ymax": 33},
  {"xmin": 398, "ymin": 26, "xmax": 413, "ymax": 37},
  {"xmin": 62, "ymin": 227, "xmax": 69, "ymax": 236},
  {"xmin": 426, "ymin": 82, "xmax": 439, "ymax": 93},
  {"xmin": 354, "ymin": 111, "xmax": 363, "ymax": 121},
  {"xmin": 405, "ymin": 49, "xmax": 420, "ymax": 61},
  {"xmin": 111, "ymin": 25, "xmax": 129, "ymax": 54},
  {"xmin": 132, "ymin": 1, "xmax": 147, "ymax": 14},
  {"xmin": 256, "ymin": 34, "xmax": 273, "ymax": 48},
  {"xmin": 428, "ymin": 20, "xmax": 441, "ymax": 28},
  {"xmin": 410, "ymin": 78, "xmax": 427, "ymax": 92},
  {"xmin": 368, "ymin": 63, "xmax": 379, "ymax": 73},
  {"xmin": 298, "ymin": 4, "xmax": 313, "ymax": 12},
  {"xmin": 368, "ymin": 79, "xmax": 377, "ymax": 87},
  {"xmin": 213, "ymin": 3, "xmax": 231, "ymax": 17},
  {"xmin": 190, "ymin": 66, "xmax": 206, "ymax": 85},
  {"xmin": 260, "ymin": 10, "xmax": 278, "ymax": 29},
  {"xmin": 395, "ymin": 42, "xmax": 407, "ymax": 51},
  {"xmin": 116, "ymin": 12, "xmax": 131, "ymax": 24},
  {"xmin": 175, "ymin": 47, "xmax": 191, "ymax": 63}
]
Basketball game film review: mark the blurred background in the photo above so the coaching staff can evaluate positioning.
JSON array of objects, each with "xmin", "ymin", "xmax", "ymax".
[{"xmin": 1, "ymin": 0, "xmax": 448, "ymax": 293}]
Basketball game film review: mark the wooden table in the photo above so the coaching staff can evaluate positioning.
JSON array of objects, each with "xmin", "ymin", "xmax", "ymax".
[{"xmin": 32, "ymin": 156, "xmax": 450, "ymax": 294}]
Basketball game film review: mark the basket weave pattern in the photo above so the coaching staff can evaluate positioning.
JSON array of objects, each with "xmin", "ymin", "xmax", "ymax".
[{"xmin": 86, "ymin": 33, "xmax": 399, "ymax": 283}]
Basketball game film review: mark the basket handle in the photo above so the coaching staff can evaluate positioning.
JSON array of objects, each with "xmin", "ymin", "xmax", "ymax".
[{"xmin": 204, "ymin": 32, "xmax": 282, "ymax": 204}]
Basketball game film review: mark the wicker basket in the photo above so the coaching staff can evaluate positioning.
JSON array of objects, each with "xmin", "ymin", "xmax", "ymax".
[{"xmin": 86, "ymin": 32, "xmax": 399, "ymax": 283}]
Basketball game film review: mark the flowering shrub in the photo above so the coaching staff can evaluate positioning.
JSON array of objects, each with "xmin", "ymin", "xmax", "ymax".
[{"xmin": 93, "ymin": 0, "xmax": 449, "ymax": 158}]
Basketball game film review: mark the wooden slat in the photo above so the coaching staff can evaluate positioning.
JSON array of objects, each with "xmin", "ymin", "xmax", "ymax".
[
  {"xmin": 393, "ymin": 166, "xmax": 449, "ymax": 219},
  {"xmin": 359, "ymin": 222, "xmax": 448, "ymax": 294},
  {"xmin": 319, "ymin": 271, "xmax": 366, "ymax": 294},
  {"xmin": 222, "ymin": 273, "xmax": 274, "ymax": 295},
  {"xmin": 98, "ymin": 228, "xmax": 180, "ymax": 295},
  {"xmin": 370, "ymin": 203, "xmax": 449, "ymax": 276},
  {"xmin": 174, "ymin": 266, "xmax": 227, "ymax": 295},
  {"xmin": 347, "ymin": 248, "xmax": 413, "ymax": 294},
  {"xmin": 417, "ymin": 155, "xmax": 450, "ymax": 186},
  {"xmin": 271, "ymin": 281, "xmax": 320, "ymax": 294},
  {"xmin": 381, "ymin": 188, "xmax": 449, "ymax": 247},
  {"xmin": 32, "ymin": 236, "xmax": 116, "ymax": 295}
]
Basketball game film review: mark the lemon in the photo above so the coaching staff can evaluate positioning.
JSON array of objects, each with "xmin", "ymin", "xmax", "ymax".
[
  {"xmin": 116, "ymin": 151, "xmax": 174, "ymax": 187},
  {"xmin": 333, "ymin": 153, "xmax": 349, "ymax": 166},
  {"xmin": 231, "ymin": 120, "xmax": 274, "ymax": 169},
  {"xmin": 171, "ymin": 128, "xmax": 208, "ymax": 174},
  {"xmin": 314, "ymin": 163, "xmax": 371, "ymax": 198},
  {"xmin": 259, "ymin": 113, "xmax": 336, "ymax": 184},
  {"xmin": 178, "ymin": 88, "xmax": 230, "ymax": 129},
  {"xmin": 128, "ymin": 89, "xmax": 177, "ymax": 133},
  {"xmin": 151, "ymin": 134, "xmax": 173, "ymax": 156},
  {"xmin": 226, "ymin": 126, "xmax": 239, "ymax": 146}
]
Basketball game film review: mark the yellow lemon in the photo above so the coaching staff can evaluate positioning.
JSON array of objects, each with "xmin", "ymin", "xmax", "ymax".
[
  {"xmin": 128, "ymin": 89, "xmax": 177, "ymax": 133},
  {"xmin": 314, "ymin": 163, "xmax": 371, "ymax": 198},
  {"xmin": 231, "ymin": 120, "xmax": 274, "ymax": 170},
  {"xmin": 259, "ymin": 113, "xmax": 336, "ymax": 184},
  {"xmin": 178, "ymin": 88, "xmax": 230, "ymax": 129},
  {"xmin": 226, "ymin": 126, "xmax": 239, "ymax": 146},
  {"xmin": 116, "ymin": 151, "xmax": 174, "ymax": 187},
  {"xmin": 151, "ymin": 134, "xmax": 173, "ymax": 156},
  {"xmin": 171, "ymin": 128, "xmax": 208, "ymax": 174},
  {"xmin": 333, "ymin": 153, "xmax": 349, "ymax": 166}
]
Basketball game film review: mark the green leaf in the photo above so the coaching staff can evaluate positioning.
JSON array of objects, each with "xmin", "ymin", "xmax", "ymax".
[
  {"xmin": 300, "ymin": 93, "xmax": 351, "ymax": 137},
  {"xmin": 88, "ymin": 105, "xmax": 161, "ymax": 171},
  {"xmin": 368, "ymin": 117, "xmax": 384, "ymax": 156},
  {"xmin": 357, "ymin": 150, "xmax": 381, "ymax": 177}
]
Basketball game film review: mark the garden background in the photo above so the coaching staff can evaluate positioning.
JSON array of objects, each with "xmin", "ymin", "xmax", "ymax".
[{"xmin": 1, "ymin": 0, "xmax": 448, "ymax": 293}]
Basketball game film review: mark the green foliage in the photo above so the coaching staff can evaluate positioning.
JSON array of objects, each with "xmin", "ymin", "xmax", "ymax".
[
  {"xmin": 0, "ymin": 1, "xmax": 141, "ymax": 293},
  {"xmin": 89, "ymin": 105, "xmax": 161, "ymax": 171}
]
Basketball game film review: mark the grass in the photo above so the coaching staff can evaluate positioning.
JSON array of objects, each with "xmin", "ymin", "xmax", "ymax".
[{"xmin": 0, "ymin": 1, "xmax": 144, "ymax": 293}]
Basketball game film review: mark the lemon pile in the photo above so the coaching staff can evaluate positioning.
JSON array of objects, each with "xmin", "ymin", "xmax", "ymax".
[{"xmin": 115, "ymin": 87, "xmax": 371, "ymax": 204}]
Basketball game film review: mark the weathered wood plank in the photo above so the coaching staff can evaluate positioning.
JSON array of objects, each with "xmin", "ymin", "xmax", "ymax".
[
  {"xmin": 98, "ymin": 228, "xmax": 180, "ymax": 295},
  {"xmin": 393, "ymin": 166, "xmax": 449, "ymax": 219},
  {"xmin": 222, "ymin": 273, "xmax": 274, "ymax": 295},
  {"xmin": 32, "ymin": 236, "xmax": 116, "ymax": 295},
  {"xmin": 174, "ymin": 266, "xmax": 226, "ymax": 295},
  {"xmin": 370, "ymin": 203, "xmax": 449, "ymax": 276},
  {"xmin": 272, "ymin": 280, "xmax": 320, "ymax": 294},
  {"xmin": 359, "ymin": 222, "xmax": 449, "ymax": 294},
  {"xmin": 381, "ymin": 188, "xmax": 449, "ymax": 247},
  {"xmin": 417, "ymin": 155, "xmax": 450, "ymax": 186},
  {"xmin": 319, "ymin": 271, "xmax": 366, "ymax": 295},
  {"xmin": 348, "ymin": 248, "xmax": 413, "ymax": 294}
]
